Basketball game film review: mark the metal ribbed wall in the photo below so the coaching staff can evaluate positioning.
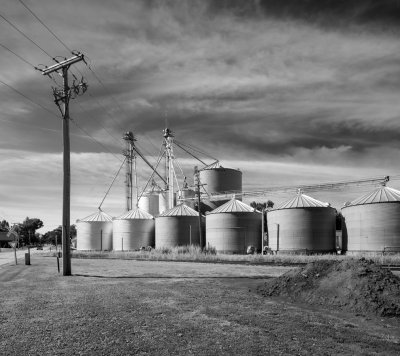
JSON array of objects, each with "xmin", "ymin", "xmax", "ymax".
[
  {"xmin": 158, "ymin": 191, "xmax": 168, "ymax": 214},
  {"xmin": 267, "ymin": 207, "xmax": 336, "ymax": 253},
  {"xmin": 76, "ymin": 221, "xmax": 113, "ymax": 251},
  {"xmin": 200, "ymin": 167, "xmax": 242, "ymax": 194},
  {"xmin": 138, "ymin": 193, "xmax": 159, "ymax": 216},
  {"xmin": 112, "ymin": 210, "xmax": 155, "ymax": 251},
  {"xmin": 155, "ymin": 204, "xmax": 204, "ymax": 248},
  {"xmin": 342, "ymin": 203, "xmax": 400, "ymax": 253},
  {"xmin": 155, "ymin": 216, "xmax": 203, "ymax": 248},
  {"xmin": 206, "ymin": 212, "xmax": 261, "ymax": 253},
  {"xmin": 200, "ymin": 167, "xmax": 242, "ymax": 210}
]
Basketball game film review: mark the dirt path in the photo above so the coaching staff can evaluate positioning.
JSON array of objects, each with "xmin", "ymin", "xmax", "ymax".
[{"xmin": 0, "ymin": 256, "xmax": 399, "ymax": 355}]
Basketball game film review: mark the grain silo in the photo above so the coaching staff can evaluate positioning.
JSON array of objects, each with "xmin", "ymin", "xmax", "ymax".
[
  {"xmin": 267, "ymin": 192, "xmax": 336, "ymax": 253},
  {"xmin": 341, "ymin": 185, "xmax": 400, "ymax": 254},
  {"xmin": 76, "ymin": 210, "xmax": 113, "ymax": 251},
  {"xmin": 200, "ymin": 166, "xmax": 242, "ymax": 195},
  {"xmin": 199, "ymin": 165, "xmax": 243, "ymax": 210},
  {"xmin": 158, "ymin": 191, "xmax": 169, "ymax": 214},
  {"xmin": 206, "ymin": 199, "xmax": 261, "ymax": 254},
  {"xmin": 138, "ymin": 192, "xmax": 159, "ymax": 216},
  {"xmin": 155, "ymin": 204, "xmax": 204, "ymax": 248},
  {"xmin": 112, "ymin": 208, "xmax": 155, "ymax": 251}
]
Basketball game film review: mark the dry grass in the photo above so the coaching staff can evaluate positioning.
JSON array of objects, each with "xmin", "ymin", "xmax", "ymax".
[
  {"xmin": 53, "ymin": 246, "xmax": 400, "ymax": 266},
  {"xmin": 1, "ymin": 257, "xmax": 400, "ymax": 355}
]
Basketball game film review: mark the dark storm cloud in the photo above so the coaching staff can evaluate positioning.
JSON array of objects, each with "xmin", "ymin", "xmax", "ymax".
[
  {"xmin": 2, "ymin": 0, "xmax": 400, "ymax": 160},
  {"xmin": 208, "ymin": 0, "xmax": 400, "ymax": 29}
]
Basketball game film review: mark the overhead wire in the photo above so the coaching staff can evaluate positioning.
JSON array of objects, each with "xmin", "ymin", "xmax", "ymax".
[
  {"xmin": 0, "ymin": 8, "xmax": 125, "ymax": 163},
  {"xmin": 0, "ymin": 42, "xmax": 38, "ymax": 69},
  {"xmin": 12, "ymin": 1, "xmax": 162, "ymax": 158},
  {"xmin": 0, "ymin": 78, "xmax": 59, "ymax": 118},
  {"xmin": 17, "ymin": 0, "xmax": 72, "ymax": 53},
  {"xmin": 15, "ymin": 0, "xmax": 88, "ymax": 80},
  {"xmin": 174, "ymin": 139, "xmax": 218, "ymax": 162},
  {"xmin": 98, "ymin": 156, "xmax": 127, "ymax": 210},
  {"xmin": 0, "ymin": 75, "xmax": 122, "ymax": 162},
  {"xmin": 75, "ymin": 101, "xmax": 122, "ymax": 147},
  {"xmin": 69, "ymin": 118, "xmax": 123, "ymax": 162},
  {"xmin": 0, "ymin": 11, "xmax": 54, "ymax": 59},
  {"xmin": 0, "ymin": 116, "xmax": 59, "ymax": 134}
]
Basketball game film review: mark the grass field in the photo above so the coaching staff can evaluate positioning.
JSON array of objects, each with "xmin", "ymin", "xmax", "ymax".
[
  {"xmin": 68, "ymin": 246, "xmax": 400, "ymax": 266},
  {"xmin": 0, "ymin": 255, "xmax": 399, "ymax": 355}
]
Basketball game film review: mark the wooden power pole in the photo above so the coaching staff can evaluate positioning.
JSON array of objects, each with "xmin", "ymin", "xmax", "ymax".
[{"xmin": 42, "ymin": 53, "xmax": 87, "ymax": 276}]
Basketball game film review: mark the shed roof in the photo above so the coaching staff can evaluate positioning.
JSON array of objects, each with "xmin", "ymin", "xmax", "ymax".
[
  {"xmin": 77, "ymin": 210, "xmax": 113, "ymax": 222},
  {"xmin": 115, "ymin": 208, "xmax": 154, "ymax": 220},
  {"xmin": 275, "ymin": 192, "xmax": 330, "ymax": 210},
  {"xmin": 159, "ymin": 204, "xmax": 202, "ymax": 217},
  {"xmin": 343, "ymin": 185, "xmax": 400, "ymax": 207},
  {"xmin": 207, "ymin": 199, "xmax": 259, "ymax": 214}
]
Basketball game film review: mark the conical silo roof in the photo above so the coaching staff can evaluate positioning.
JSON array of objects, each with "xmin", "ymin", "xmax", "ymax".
[
  {"xmin": 207, "ymin": 199, "xmax": 258, "ymax": 214},
  {"xmin": 115, "ymin": 208, "xmax": 154, "ymax": 220},
  {"xmin": 275, "ymin": 192, "xmax": 330, "ymax": 210},
  {"xmin": 77, "ymin": 210, "xmax": 113, "ymax": 222},
  {"xmin": 344, "ymin": 185, "xmax": 400, "ymax": 207},
  {"xmin": 159, "ymin": 204, "xmax": 201, "ymax": 217}
]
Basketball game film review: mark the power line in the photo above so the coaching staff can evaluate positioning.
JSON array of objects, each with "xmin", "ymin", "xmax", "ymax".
[
  {"xmin": 83, "ymin": 56, "xmax": 131, "ymax": 120},
  {"xmin": 0, "ymin": 11, "xmax": 53, "ymax": 59},
  {"xmin": 0, "ymin": 77, "xmax": 122, "ymax": 160},
  {"xmin": 0, "ymin": 78, "xmax": 59, "ymax": 118},
  {"xmin": 4, "ymin": 4, "xmax": 163, "ymax": 163},
  {"xmin": 17, "ymin": 0, "xmax": 72, "ymax": 53},
  {"xmin": 75, "ymin": 101, "xmax": 122, "ymax": 146},
  {"xmin": 0, "ymin": 116, "xmax": 59, "ymax": 134},
  {"xmin": 15, "ymin": 0, "xmax": 87, "ymax": 81},
  {"xmin": 0, "ymin": 42, "xmax": 38, "ymax": 69},
  {"xmin": 69, "ymin": 118, "xmax": 123, "ymax": 162}
]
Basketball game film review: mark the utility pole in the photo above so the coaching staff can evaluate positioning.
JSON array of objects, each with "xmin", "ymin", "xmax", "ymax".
[
  {"xmin": 123, "ymin": 131, "xmax": 136, "ymax": 211},
  {"xmin": 42, "ymin": 53, "xmax": 87, "ymax": 276},
  {"xmin": 194, "ymin": 166, "xmax": 204, "ymax": 249}
]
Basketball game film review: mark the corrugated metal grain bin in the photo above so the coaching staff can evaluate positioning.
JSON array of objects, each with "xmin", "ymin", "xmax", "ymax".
[
  {"xmin": 206, "ymin": 199, "xmax": 261, "ymax": 254},
  {"xmin": 199, "ymin": 166, "xmax": 243, "ymax": 209},
  {"xmin": 155, "ymin": 204, "xmax": 204, "ymax": 248},
  {"xmin": 113, "ymin": 208, "xmax": 155, "ymax": 251},
  {"xmin": 138, "ymin": 192, "xmax": 159, "ymax": 216},
  {"xmin": 341, "ymin": 185, "xmax": 400, "ymax": 254},
  {"xmin": 159, "ymin": 191, "xmax": 169, "ymax": 214},
  {"xmin": 76, "ymin": 210, "xmax": 113, "ymax": 251},
  {"xmin": 267, "ymin": 192, "xmax": 336, "ymax": 253},
  {"xmin": 200, "ymin": 166, "xmax": 242, "ymax": 195}
]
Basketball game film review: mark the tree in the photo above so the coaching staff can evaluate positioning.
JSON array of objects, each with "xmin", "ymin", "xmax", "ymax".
[
  {"xmin": 42, "ymin": 224, "xmax": 76, "ymax": 245},
  {"xmin": 70, "ymin": 224, "xmax": 77, "ymax": 238},
  {"xmin": 0, "ymin": 220, "xmax": 10, "ymax": 232},
  {"xmin": 250, "ymin": 200, "xmax": 274, "ymax": 211},
  {"xmin": 18, "ymin": 217, "xmax": 44, "ymax": 246}
]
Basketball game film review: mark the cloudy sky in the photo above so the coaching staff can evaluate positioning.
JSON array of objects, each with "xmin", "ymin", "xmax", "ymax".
[{"xmin": 1, "ymin": 0, "xmax": 400, "ymax": 232}]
